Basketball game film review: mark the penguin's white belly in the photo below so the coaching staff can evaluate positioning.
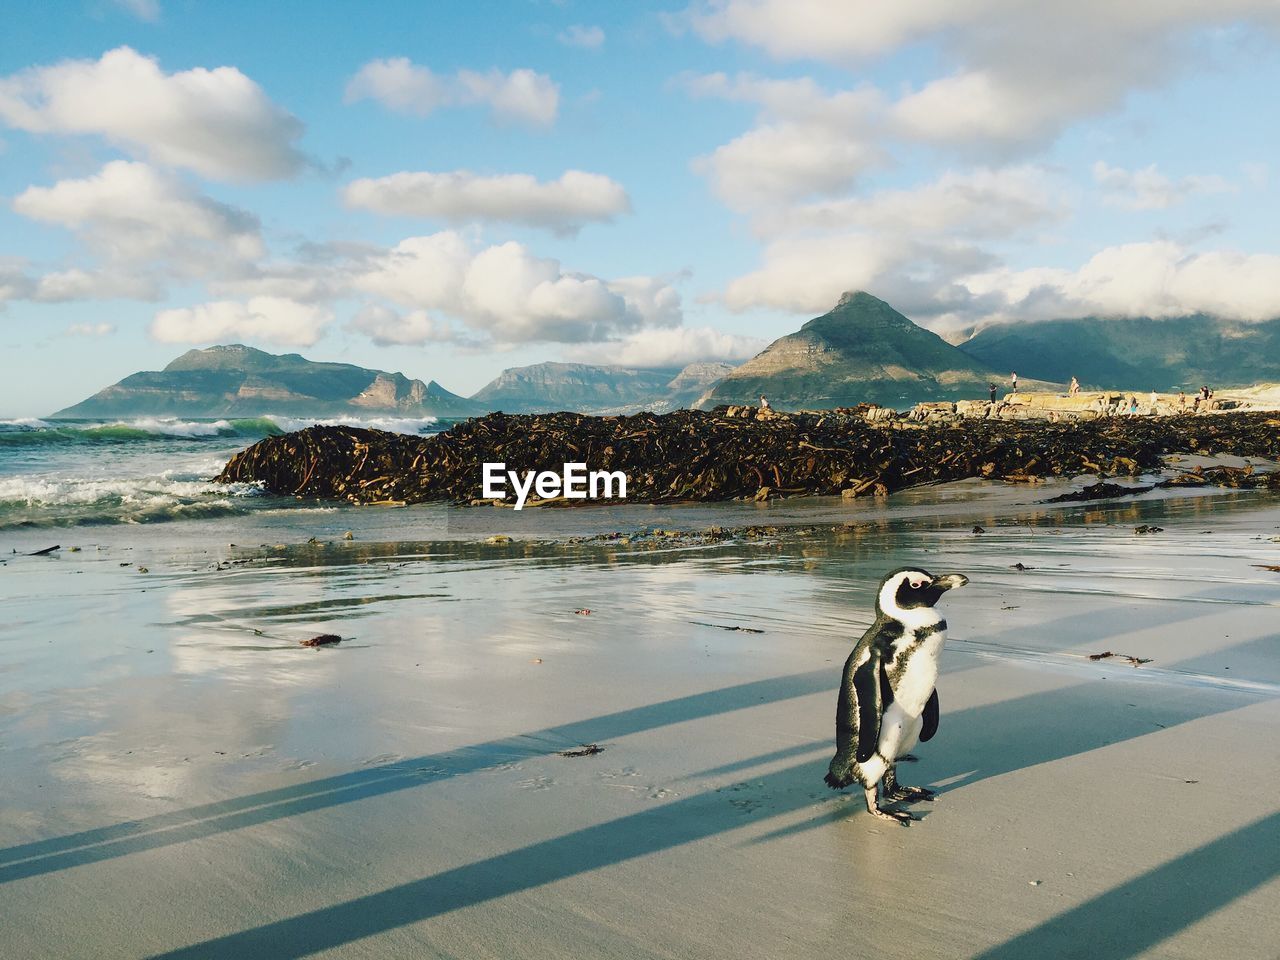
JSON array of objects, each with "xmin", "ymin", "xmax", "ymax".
[
  {"xmin": 876, "ymin": 701, "xmax": 922, "ymax": 761},
  {"xmin": 888, "ymin": 631, "xmax": 945, "ymax": 714},
  {"xmin": 875, "ymin": 629, "xmax": 945, "ymax": 763}
]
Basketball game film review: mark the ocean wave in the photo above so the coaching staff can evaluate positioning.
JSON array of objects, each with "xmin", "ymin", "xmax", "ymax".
[
  {"xmin": 0, "ymin": 474, "xmax": 266, "ymax": 529},
  {"xmin": 0, "ymin": 414, "xmax": 444, "ymax": 446}
]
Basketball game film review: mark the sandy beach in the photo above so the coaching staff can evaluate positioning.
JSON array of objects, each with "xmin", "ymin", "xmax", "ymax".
[{"xmin": 1, "ymin": 479, "xmax": 1278, "ymax": 959}]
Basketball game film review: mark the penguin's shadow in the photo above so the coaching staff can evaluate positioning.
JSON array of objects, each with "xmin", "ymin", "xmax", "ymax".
[
  {"xmin": 746, "ymin": 658, "xmax": 1266, "ymax": 848},
  {"xmin": 69, "ymin": 664, "xmax": 1277, "ymax": 960}
]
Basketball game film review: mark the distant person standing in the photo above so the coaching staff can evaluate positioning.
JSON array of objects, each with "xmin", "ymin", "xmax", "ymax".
[
  {"xmin": 1128, "ymin": 395, "xmax": 1139, "ymax": 416},
  {"xmin": 1178, "ymin": 390, "xmax": 1187, "ymax": 409},
  {"xmin": 1069, "ymin": 376, "xmax": 1080, "ymax": 396},
  {"xmin": 1010, "ymin": 371, "xmax": 1018, "ymax": 393},
  {"xmin": 759, "ymin": 394, "xmax": 771, "ymax": 410},
  {"xmin": 988, "ymin": 382, "xmax": 998, "ymax": 403},
  {"xmin": 1149, "ymin": 390, "xmax": 1158, "ymax": 409}
]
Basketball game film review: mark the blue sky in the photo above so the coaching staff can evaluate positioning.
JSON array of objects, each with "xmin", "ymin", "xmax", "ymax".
[{"xmin": 2, "ymin": 1, "xmax": 1278, "ymax": 416}]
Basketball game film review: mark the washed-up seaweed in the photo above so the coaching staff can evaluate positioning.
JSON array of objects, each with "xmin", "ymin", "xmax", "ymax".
[
  {"xmin": 300, "ymin": 633, "xmax": 343, "ymax": 647},
  {"xmin": 1087, "ymin": 651, "xmax": 1153, "ymax": 666},
  {"xmin": 215, "ymin": 408, "xmax": 1280, "ymax": 507},
  {"xmin": 1043, "ymin": 481, "xmax": 1155, "ymax": 503},
  {"xmin": 1042, "ymin": 463, "xmax": 1276, "ymax": 503},
  {"xmin": 560, "ymin": 744, "xmax": 604, "ymax": 757}
]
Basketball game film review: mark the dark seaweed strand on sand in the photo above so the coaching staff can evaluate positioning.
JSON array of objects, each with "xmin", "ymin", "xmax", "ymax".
[{"xmin": 214, "ymin": 409, "xmax": 1280, "ymax": 506}]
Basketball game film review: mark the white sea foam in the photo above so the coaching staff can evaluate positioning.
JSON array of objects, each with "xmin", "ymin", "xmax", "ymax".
[
  {"xmin": 105, "ymin": 418, "xmax": 236, "ymax": 437},
  {"xmin": 0, "ymin": 418, "xmax": 53, "ymax": 431},
  {"xmin": 0, "ymin": 473, "xmax": 266, "ymax": 528}
]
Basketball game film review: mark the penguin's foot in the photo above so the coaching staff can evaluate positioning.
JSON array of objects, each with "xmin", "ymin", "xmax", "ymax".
[
  {"xmin": 881, "ymin": 766, "xmax": 935, "ymax": 804},
  {"xmin": 869, "ymin": 805, "xmax": 917, "ymax": 825},
  {"xmin": 886, "ymin": 784, "xmax": 936, "ymax": 803},
  {"xmin": 865, "ymin": 787, "xmax": 916, "ymax": 826}
]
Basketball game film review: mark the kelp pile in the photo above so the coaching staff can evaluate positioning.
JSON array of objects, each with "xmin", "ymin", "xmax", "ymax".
[
  {"xmin": 1043, "ymin": 464, "xmax": 1278, "ymax": 504},
  {"xmin": 215, "ymin": 408, "xmax": 1280, "ymax": 506}
]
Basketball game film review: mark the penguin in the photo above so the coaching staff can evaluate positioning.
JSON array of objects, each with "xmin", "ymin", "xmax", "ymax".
[{"xmin": 825, "ymin": 566, "xmax": 969, "ymax": 825}]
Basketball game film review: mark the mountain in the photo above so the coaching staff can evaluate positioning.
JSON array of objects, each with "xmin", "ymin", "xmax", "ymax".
[
  {"xmin": 698, "ymin": 291, "xmax": 1004, "ymax": 409},
  {"xmin": 957, "ymin": 315, "xmax": 1280, "ymax": 389},
  {"xmin": 470, "ymin": 360, "xmax": 737, "ymax": 414},
  {"xmin": 659, "ymin": 362, "xmax": 738, "ymax": 410},
  {"xmin": 53, "ymin": 344, "xmax": 483, "ymax": 418}
]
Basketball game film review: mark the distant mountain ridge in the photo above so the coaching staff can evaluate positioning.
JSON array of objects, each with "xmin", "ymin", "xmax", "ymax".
[
  {"xmin": 54, "ymin": 344, "xmax": 483, "ymax": 419},
  {"xmin": 471, "ymin": 360, "xmax": 736, "ymax": 414},
  {"xmin": 471, "ymin": 362, "xmax": 677, "ymax": 412},
  {"xmin": 55, "ymin": 297, "xmax": 1280, "ymax": 420},
  {"xmin": 956, "ymin": 314, "xmax": 1280, "ymax": 389},
  {"xmin": 699, "ymin": 291, "xmax": 1009, "ymax": 409}
]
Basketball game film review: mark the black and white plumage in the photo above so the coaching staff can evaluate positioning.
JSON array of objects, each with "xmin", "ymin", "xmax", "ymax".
[{"xmin": 825, "ymin": 566, "xmax": 969, "ymax": 825}]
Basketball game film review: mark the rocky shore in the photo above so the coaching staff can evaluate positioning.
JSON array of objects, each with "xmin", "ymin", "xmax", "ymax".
[
  {"xmin": 215, "ymin": 405, "xmax": 1280, "ymax": 507},
  {"xmin": 900, "ymin": 388, "xmax": 1265, "ymax": 423}
]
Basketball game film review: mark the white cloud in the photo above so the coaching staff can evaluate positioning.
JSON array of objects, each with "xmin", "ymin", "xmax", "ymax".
[
  {"xmin": 558, "ymin": 25, "xmax": 606, "ymax": 50},
  {"xmin": 150, "ymin": 296, "xmax": 332, "ymax": 346},
  {"xmin": 567, "ymin": 326, "xmax": 765, "ymax": 368},
  {"xmin": 604, "ymin": 276, "xmax": 684, "ymax": 329},
  {"xmin": 34, "ymin": 268, "xmax": 161, "ymax": 302},
  {"xmin": 682, "ymin": 0, "xmax": 989, "ymax": 61},
  {"xmin": 65, "ymin": 322, "xmax": 116, "ymax": 337},
  {"xmin": 457, "ymin": 69, "xmax": 559, "ymax": 126},
  {"xmin": 347, "ymin": 304, "xmax": 456, "ymax": 347},
  {"xmin": 696, "ymin": 123, "xmax": 881, "ymax": 209},
  {"xmin": 759, "ymin": 165, "xmax": 1063, "ymax": 237},
  {"xmin": 683, "ymin": 73, "xmax": 884, "ymax": 207},
  {"xmin": 342, "ymin": 169, "xmax": 630, "ymax": 233},
  {"xmin": 113, "ymin": 0, "xmax": 160, "ymax": 21},
  {"xmin": 962, "ymin": 241, "xmax": 1280, "ymax": 323},
  {"xmin": 353, "ymin": 231, "xmax": 683, "ymax": 344},
  {"xmin": 0, "ymin": 47, "xmax": 306, "ymax": 180},
  {"xmin": 682, "ymin": 4, "xmax": 1280, "ymax": 157},
  {"xmin": 0, "ymin": 259, "xmax": 34, "ymax": 303},
  {"xmin": 344, "ymin": 58, "xmax": 446, "ymax": 114},
  {"xmin": 715, "ymin": 165, "xmax": 1062, "ymax": 315},
  {"xmin": 13, "ymin": 161, "xmax": 264, "ymax": 265},
  {"xmin": 723, "ymin": 233, "xmax": 908, "ymax": 313},
  {"xmin": 1092, "ymin": 161, "xmax": 1234, "ymax": 210},
  {"xmin": 345, "ymin": 59, "xmax": 559, "ymax": 127}
]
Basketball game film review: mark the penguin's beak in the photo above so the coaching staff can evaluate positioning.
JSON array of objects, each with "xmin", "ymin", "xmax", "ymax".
[{"xmin": 932, "ymin": 573, "xmax": 969, "ymax": 591}]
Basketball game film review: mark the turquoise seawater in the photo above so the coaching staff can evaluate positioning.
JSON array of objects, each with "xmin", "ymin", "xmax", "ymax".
[{"xmin": 0, "ymin": 415, "xmax": 448, "ymax": 530}]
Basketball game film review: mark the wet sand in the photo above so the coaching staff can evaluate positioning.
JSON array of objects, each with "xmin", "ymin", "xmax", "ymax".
[{"xmin": 1, "ymin": 483, "xmax": 1279, "ymax": 958}]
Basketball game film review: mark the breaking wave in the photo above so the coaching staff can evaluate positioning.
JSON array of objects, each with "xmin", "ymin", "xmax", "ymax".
[
  {"xmin": 0, "ymin": 415, "xmax": 444, "ymax": 446},
  {"xmin": 0, "ymin": 472, "xmax": 269, "ymax": 529}
]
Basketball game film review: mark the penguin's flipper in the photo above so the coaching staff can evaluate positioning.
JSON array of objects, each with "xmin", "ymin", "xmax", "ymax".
[
  {"xmin": 919, "ymin": 688, "xmax": 940, "ymax": 743},
  {"xmin": 851, "ymin": 647, "xmax": 883, "ymax": 763},
  {"xmin": 826, "ymin": 640, "xmax": 883, "ymax": 788}
]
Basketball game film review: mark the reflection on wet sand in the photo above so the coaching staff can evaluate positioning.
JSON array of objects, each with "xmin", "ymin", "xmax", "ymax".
[{"xmin": 0, "ymin": 483, "xmax": 1277, "ymax": 958}]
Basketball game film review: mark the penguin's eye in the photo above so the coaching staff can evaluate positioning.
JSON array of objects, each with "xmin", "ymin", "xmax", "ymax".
[{"xmin": 908, "ymin": 576, "xmax": 927, "ymax": 589}]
